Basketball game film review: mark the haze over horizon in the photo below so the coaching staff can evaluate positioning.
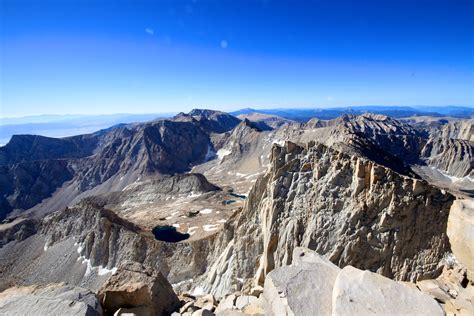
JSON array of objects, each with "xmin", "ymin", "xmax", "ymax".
[{"xmin": 1, "ymin": 0, "xmax": 473, "ymax": 117}]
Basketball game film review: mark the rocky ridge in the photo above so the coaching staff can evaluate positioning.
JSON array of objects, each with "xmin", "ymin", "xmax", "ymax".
[
  {"xmin": 196, "ymin": 140, "xmax": 454, "ymax": 298},
  {"xmin": 0, "ymin": 109, "xmax": 239, "ymax": 220}
]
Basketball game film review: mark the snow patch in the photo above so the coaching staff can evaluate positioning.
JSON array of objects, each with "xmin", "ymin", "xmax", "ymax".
[
  {"xmin": 191, "ymin": 286, "xmax": 205, "ymax": 296},
  {"xmin": 188, "ymin": 191, "xmax": 201, "ymax": 198},
  {"xmin": 43, "ymin": 243, "xmax": 49, "ymax": 251},
  {"xmin": 172, "ymin": 224, "xmax": 180, "ymax": 228},
  {"xmin": 187, "ymin": 226, "xmax": 198, "ymax": 235},
  {"xmin": 199, "ymin": 209, "xmax": 213, "ymax": 214},
  {"xmin": 172, "ymin": 278, "xmax": 194, "ymax": 288},
  {"xmin": 203, "ymin": 224, "xmax": 220, "ymax": 232},
  {"xmin": 98, "ymin": 265, "xmax": 118, "ymax": 276},
  {"xmin": 216, "ymin": 148, "xmax": 231, "ymax": 160},
  {"xmin": 83, "ymin": 258, "xmax": 93, "ymax": 276},
  {"xmin": 430, "ymin": 167, "xmax": 474, "ymax": 183}
]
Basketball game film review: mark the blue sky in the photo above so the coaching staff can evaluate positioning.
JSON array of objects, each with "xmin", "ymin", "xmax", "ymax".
[{"xmin": 1, "ymin": 0, "xmax": 473, "ymax": 117}]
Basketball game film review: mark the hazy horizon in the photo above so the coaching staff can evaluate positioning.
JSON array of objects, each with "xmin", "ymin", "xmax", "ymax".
[{"xmin": 1, "ymin": 104, "xmax": 474, "ymax": 120}]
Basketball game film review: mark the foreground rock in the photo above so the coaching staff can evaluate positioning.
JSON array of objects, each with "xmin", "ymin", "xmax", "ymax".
[
  {"xmin": 0, "ymin": 283, "xmax": 102, "ymax": 315},
  {"xmin": 98, "ymin": 261, "xmax": 180, "ymax": 315},
  {"xmin": 413, "ymin": 261, "xmax": 474, "ymax": 316},
  {"xmin": 261, "ymin": 248, "xmax": 443, "ymax": 316},
  {"xmin": 447, "ymin": 199, "xmax": 474, "ymax": 277},
  {"xmin": 333, "ymin": 266, "xmax": 444, "ymax": 316},
  {"xmin": 263, "ymin": 247, "xmax": 339, "ymax": 315}
]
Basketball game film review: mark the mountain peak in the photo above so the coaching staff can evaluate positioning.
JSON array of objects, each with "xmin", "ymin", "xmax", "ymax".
[{"xmin": 188, "ymin": 108, "xmax": 226, "ymax": 118}]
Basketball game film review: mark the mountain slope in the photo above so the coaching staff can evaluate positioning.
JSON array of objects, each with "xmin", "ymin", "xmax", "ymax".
[{"xmin": 0, "ymin": 109, "xmax": 241, "ymax": 220}]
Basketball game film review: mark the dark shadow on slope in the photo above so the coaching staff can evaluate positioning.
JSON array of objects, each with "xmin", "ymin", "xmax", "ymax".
[{"xmin": 152, "ymin": 225, "xmax": 190, "ymax": 242}]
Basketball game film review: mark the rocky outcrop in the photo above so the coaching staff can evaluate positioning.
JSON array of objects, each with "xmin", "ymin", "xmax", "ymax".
[
  {"xmin": 175, "ymin": 248, "xmax": 446, "ymax": 316},
  {"xmin": 435, "ymin": 119, "xmax": 474, "ymax": 142},
  {"xmin": 303, "ymin": 113, "xmax": 473, "ymax": 184},
  {"xmin": 418, "ymin": 263, "xmax": 474, "ymax": 316},
  {"xmin": 421, "ymin": 136, "xmax": 473, "ymax": 178},
  {"xmin": 256, "ymin": 141, "xmax": 453, "ymax": 281},
  {"xmin": 0, "ymin": 217, "xmax": 37, "ymax": 247},
  {"xmin": 98, "ymin": 261, "xmax": 180, "ymax": 315},
  {"xmin": 263, "ymin": 248, "xmax": 443, "ymax": 316},
  {"xmin": 0, "ymin": 283, "xmax": 103, "ymax": 316},
  {"xmin": 447, "ymin": 199, "xmax": 474, "ymax": 277},
  {"xmin": 237, "ymin": 112, "xmax": 294, "ymax": 130},
  {"xmin": 174, "ymin": 109, "xmax": 241, "ymax": 134},
  {"xmin": 263, "ymin": 248, "xmax": 339, "ymax": 315},
  {"xmin": 199, "ymin": 140, "xmax": 454, "ymax": 298},
  {"xmin": 332, "ymin": 266, "xmax": 443, "ymax": 315}
]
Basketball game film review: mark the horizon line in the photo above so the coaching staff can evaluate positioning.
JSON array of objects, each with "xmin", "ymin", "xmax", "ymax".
[{"xmin": 1, "ymin": 104, "xmax": 474, "ymax": 119}]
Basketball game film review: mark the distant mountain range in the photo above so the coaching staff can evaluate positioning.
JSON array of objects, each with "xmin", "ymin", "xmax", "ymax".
[
  {"xmin": 0, "ymin": 113, "xmax": 173, "ymax": 145},
  {"xmin": 1, "ymin": 106, "xmax": 473, "ymax": 145},
  {"xmin": 230, "ymin": 105, "xmax": 474, "ymax": 121}
]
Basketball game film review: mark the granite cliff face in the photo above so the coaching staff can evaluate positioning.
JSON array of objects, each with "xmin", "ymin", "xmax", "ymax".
[{"xmin": 199, "ymin": 140, "xmax": 454, "ymax": 297}]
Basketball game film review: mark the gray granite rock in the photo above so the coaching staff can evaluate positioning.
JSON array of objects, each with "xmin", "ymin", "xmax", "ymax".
[
  {"xmin": 332, "ymin": 266, "xmax": 444, "ymax": 316},
  {"xmin": 263, "ymin": 248, "xmax": 340, "ymax": 316},
  {"xmin": 0, "ymin": 283, "xmax": 103, "ymax": 316}
]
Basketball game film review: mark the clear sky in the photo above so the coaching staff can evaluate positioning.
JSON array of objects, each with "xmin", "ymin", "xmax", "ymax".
[{"xmin": 1, "ymin": 0, "xmax": 473, "ymax": 117}]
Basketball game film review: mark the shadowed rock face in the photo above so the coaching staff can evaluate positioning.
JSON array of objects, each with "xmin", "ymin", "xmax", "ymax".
[
  {"xmin": 0, "ymin": 133, "xmax": 100, "ymax": 166},
  {"xmin": 0, "ymin": 160, "xmax": 73, "ymax": 219}
]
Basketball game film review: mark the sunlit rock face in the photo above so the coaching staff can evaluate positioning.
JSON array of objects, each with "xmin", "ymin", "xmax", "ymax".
[{"xmin": 201, "ymin": 140, "xmax": 454, "ymax": 297}]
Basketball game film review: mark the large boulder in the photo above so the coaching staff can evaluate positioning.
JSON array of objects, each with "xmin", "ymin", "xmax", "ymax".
[
  {"xmin": 332, "ymin": 266, "xmax": 444, "ymax": 316},
  {"xmin": 447, "ymin": 199, "xmax": 474, "ymax": 277},
  {"xmin": 98, "ymin": 261, "xmax": 180, "ymax": 316},
  {"xmin": 0, "ymin": 283, "xmax": 102, "ymax": 315},
  {"xmin": 263, "ymin": 247, "xmax": 340, "ymax": 316}
]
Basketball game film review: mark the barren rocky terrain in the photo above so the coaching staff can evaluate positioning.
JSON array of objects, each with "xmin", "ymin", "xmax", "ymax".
[{"xmin": 0, "ymin": 109, "xmax": 472, "ymax": 315}]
